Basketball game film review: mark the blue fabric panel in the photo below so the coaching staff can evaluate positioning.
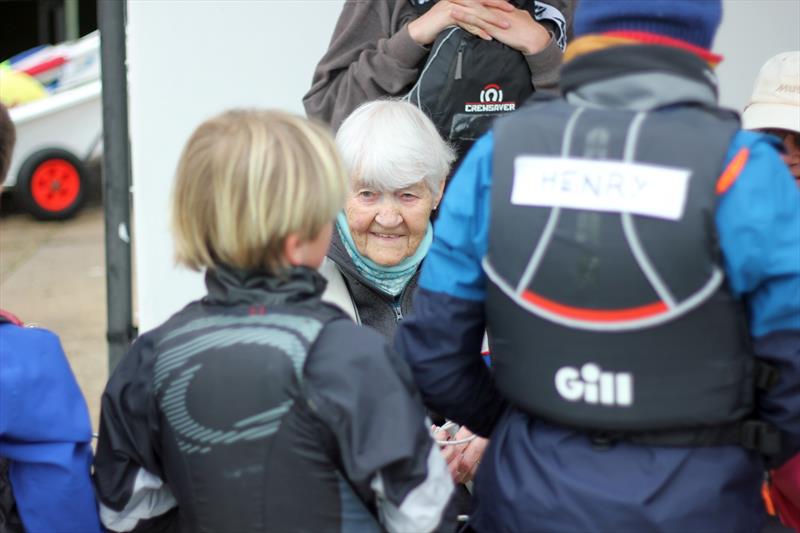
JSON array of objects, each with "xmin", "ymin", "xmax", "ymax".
[
  {"xmin": 420, "ymin": 133, "xmax": 494, "ymax": 302},
  {"xmin": 0, "ymin": 325, "xmax": 100, "ymax": 533},
  {"xmin": 716, "ymin": 131, "xmax": 800, "ymax": 338}
]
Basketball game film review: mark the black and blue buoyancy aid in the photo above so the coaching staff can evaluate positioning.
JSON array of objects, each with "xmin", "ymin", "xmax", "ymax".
[{"xmin": 483, "ymin": 47, "xmax": 780, "ymax": 454}]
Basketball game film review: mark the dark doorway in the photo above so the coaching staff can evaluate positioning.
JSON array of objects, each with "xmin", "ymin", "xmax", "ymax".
[{"xmin": 0, "ymin": 0, "xmax": 97, "ymax": 62}]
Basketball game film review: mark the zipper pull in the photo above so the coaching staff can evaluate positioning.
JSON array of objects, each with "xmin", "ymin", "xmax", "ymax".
[
  {"xmin": 454, "ymin": 43, "xmax": 465, "ymax": 80},
  {"xmin": 393, "ymin": 303, "xmax": 404, "ymax": 322}
]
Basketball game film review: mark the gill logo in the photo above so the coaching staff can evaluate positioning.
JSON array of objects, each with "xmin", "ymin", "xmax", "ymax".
[
  {"xmin": 480, "ymin": 83, "xmax": 503, "ymax": 103},
  {"xmin": 555, "ymin": 363, "xmax": 633, "ymax": 406}
]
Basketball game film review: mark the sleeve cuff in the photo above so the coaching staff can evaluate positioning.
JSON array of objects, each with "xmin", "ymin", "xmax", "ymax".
[
  {"xmin": 386, "ymin": 24, "xmax": 431, "ymax": 69},
  {"xmin": 525, "ymin": 36, "xmax": 563, "ymax": 91}
]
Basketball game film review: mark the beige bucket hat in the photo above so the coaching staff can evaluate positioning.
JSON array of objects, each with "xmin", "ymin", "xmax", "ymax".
[{"xmin": 742, "ymin": 51, "xmax": 800, "ymax": 134}]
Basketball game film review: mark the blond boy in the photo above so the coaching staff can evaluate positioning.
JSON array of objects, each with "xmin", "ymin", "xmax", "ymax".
[{"xmin": 93, "ymin": 110, "xmax": 453, "ymax": 533}]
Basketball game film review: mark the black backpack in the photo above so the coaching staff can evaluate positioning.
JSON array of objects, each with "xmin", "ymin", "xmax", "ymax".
[{"xmin": 406, "ymin": 0, "xmax": 562, "ymax": 160}]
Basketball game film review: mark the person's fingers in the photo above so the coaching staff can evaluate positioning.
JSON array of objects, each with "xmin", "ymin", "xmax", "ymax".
[
  {"xmin": 448, "ymin": 457, "xmax": 462, "ymax": 481},
  {"xmin": 443, "ymin": 442, "xmax": 463, "ymax": 464},
  {"xmin": 459, "ymin": 22, "xmax": 492, "ymax": 40},
  {"xmin": 450, "ymin": 5, "xmax": 510, "ymax": 31},
  {"xmin": 453, "ymin": 451, "xmax": 480, "ymax": 484},
  {"xmin": 457, "ymin": 453, "xmax": 477, "ymax": 484},
  {"xmin": 452, "ymin": 6, "xmax": 509, "ymax": 31},
  {"xmin": 451, "ymin": 457, "xmax": 465, "ymax": 484},
  {"xmin": 456, "ymin": 435, "xmax": 488, "ymax": 483},
  {"xmin": 462, "ymin": 441, "xmax": 484, "ymax": 469},
  {"xmin": 433, "ymin": 428, "xmax": 450, "ymax": 442},
  {"xmin": 478, "ymin": 0, "xmax": 516, "ymax": 12},
  {"xmin": 466, "ymin": 456, "xmax": 482, "ymax": 481},
  {"xmin": 453, "ymin": 426, "xmax": 473, "ymax": 440},
  {"xmin": 451, "ymin": 0, "xmax": 514, "ymax": 15}
]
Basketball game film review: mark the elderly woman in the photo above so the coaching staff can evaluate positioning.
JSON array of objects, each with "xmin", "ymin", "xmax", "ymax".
[
  {"xmin": 321, "ymin": 100, "xmax": 453, "ymax": 338},
  {"xmin": 321, "ymin": 100, "xmax": 487, "ymax": 499}
]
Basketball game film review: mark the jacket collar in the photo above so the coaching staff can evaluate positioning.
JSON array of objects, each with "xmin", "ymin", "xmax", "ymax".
[
  {"xmin": 326, "ymin": 230, "xmax": 420, "ymax": 301},
  {"xmin": 204, "ymin": 263, "xmax": 327, "ymax": 306},
  {"xmin": 560, "ymin": 45, "xmax": 719, "ymax": 111},
  {"xmin": 327, "ymin": 229, "xmax": 359, "ymax": 279}
]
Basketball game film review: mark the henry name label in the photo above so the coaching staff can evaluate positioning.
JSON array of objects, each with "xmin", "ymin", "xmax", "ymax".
[{"xmin": 511, "ymin": 156, "xmax": 691, "ymax": 221}]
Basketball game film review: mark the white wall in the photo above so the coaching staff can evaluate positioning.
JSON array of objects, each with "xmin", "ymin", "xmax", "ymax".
[
  {"xmin": 129, "ymin": 0, "xmax": 799, "ymax": 333},
  {"xmin": 716, "ymin": 0, "xmax": 800, "ymax": 111},
  {"xmin": 128, "ymin": 0, "xmax": 343, "ymax": 332}
]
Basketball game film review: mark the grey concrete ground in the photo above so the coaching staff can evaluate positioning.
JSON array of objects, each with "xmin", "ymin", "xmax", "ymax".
[{"xmin": 0, "ymin": 191, "xmax": 108, "ymax": 431}]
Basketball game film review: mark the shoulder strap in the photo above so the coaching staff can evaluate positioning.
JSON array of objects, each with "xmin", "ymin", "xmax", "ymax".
[
  {"xmin": 319, "ymin": 259, "xmax": 361, "ymax": 325},
  {"xmin": 0, "ymin": 310, "xmax": 23, "ymax": 326}
]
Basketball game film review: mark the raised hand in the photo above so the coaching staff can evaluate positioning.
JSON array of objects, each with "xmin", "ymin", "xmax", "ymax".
[
  {"xmin": 435, "ymin": 425, "xmax": 488, "ymax": 484},
  {"xmin": 408, "ymin": 0, "xmax": 515, "ymax": 45},
  {"xmin": 450, "ymin": 0, "xmax": 552, "ymax": 54}
]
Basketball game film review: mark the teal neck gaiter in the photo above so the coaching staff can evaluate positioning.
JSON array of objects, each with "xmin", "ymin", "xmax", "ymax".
[{"xmin": 335, "ymin": 212, "xmax": 431, "ymax": 297}]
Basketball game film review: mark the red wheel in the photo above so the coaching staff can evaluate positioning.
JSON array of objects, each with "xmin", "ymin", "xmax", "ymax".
[
  {"xmin": 15, "ymin": 149, "xmax": 87, "ymax": 220},
  {"xmin": 30, "ymin": 159, "xmax": 82, "ymax": 213}
]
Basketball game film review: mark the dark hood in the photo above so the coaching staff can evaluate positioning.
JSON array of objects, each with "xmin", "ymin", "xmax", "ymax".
[
  {"xmin": 204, "ymin": 264, "xmax": 328, "ymax": 307},
  {"xmin": 560, "ymin": 45, "xmax": 721, "ymax": 112}
]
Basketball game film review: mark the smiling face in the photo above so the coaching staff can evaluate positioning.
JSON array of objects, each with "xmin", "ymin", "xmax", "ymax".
[{"xmin": 344, "ymin": 179, "xmax": 443, "ymax": 266}]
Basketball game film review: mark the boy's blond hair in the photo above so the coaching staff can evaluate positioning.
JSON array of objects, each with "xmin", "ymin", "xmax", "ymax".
[{"xmin": 171, "ymin": 109, "xmax": 346, "ymax": 273}]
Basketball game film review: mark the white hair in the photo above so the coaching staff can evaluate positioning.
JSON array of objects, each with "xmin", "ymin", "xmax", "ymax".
[{"xmin": 335, "ymin": 100, "xmax": 456, "ymax": 193}]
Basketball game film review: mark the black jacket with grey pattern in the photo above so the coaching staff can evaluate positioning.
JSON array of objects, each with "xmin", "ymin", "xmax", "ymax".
[
  {"xmin": 325, "ymin": 230, "xmax": 420, "ymax": 341},
  {"xmin": 92, "ymin": 265, "xmax": 452, "ymax": 533}
]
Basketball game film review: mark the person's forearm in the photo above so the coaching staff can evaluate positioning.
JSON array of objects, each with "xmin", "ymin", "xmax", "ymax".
[{"xmin": 396, "ymin": 289, "xmax": 507, "ymax": 437}]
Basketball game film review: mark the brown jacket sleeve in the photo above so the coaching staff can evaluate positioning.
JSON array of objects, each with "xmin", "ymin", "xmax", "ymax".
[
  {"xmin": 524, "ymin": 35, "xmax": 562, "ymax": 91},
  {"xmin": 303, "ymin": 1, "xmax": 430, "ymax": 131},
  {"xmin": 303, "ymin": 0, "xmax": 575, "ymax": 128},
  {"xmin": 525, "ymin": 0, "xmax": 573, "ymax": 91}
]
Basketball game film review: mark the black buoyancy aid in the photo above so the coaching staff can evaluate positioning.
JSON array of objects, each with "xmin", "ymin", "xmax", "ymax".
[
  {"xmin": 153, "ymin": 302, "xmax": 335, "ymax": 457},
  {"xmin": 484, "ymin": 92, "xmax": 780, "ymax": 453},
  {"xmin": 404, "ymin": 0, "xmax": 537, "ymax": 162},
  {"xmin": 150, "ymin": 299, "xmax": 382, "ymax": 532}
]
